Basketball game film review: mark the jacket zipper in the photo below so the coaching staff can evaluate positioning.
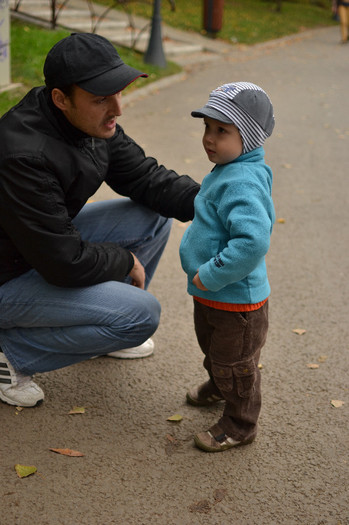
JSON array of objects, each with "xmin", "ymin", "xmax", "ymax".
[{"xmin": 79, "ymin": 138, "xmax": 103, "ymax": 180}]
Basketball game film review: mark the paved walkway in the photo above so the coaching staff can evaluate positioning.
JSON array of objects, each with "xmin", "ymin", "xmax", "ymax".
[{"xmin": 2, "ymin": 9, "xmax": 348, "ymax": 525}]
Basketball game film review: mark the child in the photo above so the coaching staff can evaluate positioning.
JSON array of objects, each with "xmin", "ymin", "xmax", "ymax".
[{"xmin": 179, "ymin": 82, "xmax": 275, "ymax": 452}]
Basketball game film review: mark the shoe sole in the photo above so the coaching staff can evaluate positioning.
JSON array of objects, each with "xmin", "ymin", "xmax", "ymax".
[
  {"xmin": 107, "ymin": 350, "xmax": 154, "ymax": 359},
  {"xmin": 0, "ymin": 394, "xmax": 44, "ymax": 408},
  {"xmin": 194, "ymin": 434, "xmax": 255, "ymax": 452},
  {"xmin": 91, "ymin": 350, "xmax": 153, "ymax": 359}
]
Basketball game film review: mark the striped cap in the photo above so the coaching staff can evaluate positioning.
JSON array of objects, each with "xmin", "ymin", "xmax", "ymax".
[{"xmin": 191, "ymin": 82, "xmax": 275, "ymax": 153}]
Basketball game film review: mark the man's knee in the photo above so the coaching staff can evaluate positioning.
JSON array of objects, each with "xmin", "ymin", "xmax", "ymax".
[{"xmin": 122, "ymin": 290, "xmax": 161, "ymax": 341}]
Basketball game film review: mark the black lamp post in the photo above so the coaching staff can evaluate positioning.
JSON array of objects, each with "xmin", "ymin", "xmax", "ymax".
[{"xmin": 144, "ymin": 0, "xmax": 167, "ymax": 68}]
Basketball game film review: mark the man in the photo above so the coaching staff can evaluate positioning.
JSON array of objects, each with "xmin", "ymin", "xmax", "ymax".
[{"xmin": 0, "ymin": 33, "xmax": 199, "ymax": 408}]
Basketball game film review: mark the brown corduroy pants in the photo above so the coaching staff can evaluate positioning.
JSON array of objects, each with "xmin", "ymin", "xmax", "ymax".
[{"xmin": 193, "ymin": 299, "xmax": 269, "ymax": 441}]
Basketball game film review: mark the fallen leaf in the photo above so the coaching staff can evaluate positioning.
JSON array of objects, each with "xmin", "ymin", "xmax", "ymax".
[
  {"xmin": 318, "ymin": 355, "xmax": 328, "ymax": 363},
  {"xmin": 277, "ymin": 218, "xmax": 286, "ymax": 223},
  {"xmin": 292, "ymin": 328, "xmax": 306, "ymax": 335},
  {"xmin": 68, "ymin": 406, "xmax": 85, "ymax": 414},
  {"xmin": 331, "ymin": 400, "xmax": 344, "ymax": 408},
  {"xmin": 15, "ymin": 464, "xmax": 37, "ymax": 478},
  {"xmin": 258, "ymin": 363, "xmax": 263, "ymax": 369},
  {"xmin": 49, "ymin": 448, "xmax": 84, "ymax": 457},
  {"xmin": 167, "ymin": 414, "xmax": 183, "ymax": 422},
  {"xmin": 307, "ymin": 363, "xmax": 319, "ymax": 369},
  {"xmin": 282, "ymin": 163, "xmax": 292, "ymax": 169},
  {"xmin": 15, "ymin": 406, "xmax": 24, "ymax": 412}
]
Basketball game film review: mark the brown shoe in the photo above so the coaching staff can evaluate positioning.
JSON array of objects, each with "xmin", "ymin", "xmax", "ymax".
[
  {"xmin": 194, "ymin": 423, "xmax": 256, "ymax": 453},
  {"xmin": 186, "ymin": 380, "xmax": 223, "ymax": 406}
]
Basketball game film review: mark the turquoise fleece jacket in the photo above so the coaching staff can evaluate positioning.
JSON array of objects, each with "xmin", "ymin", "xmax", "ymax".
[{"xmin": 179, "ymin": 147, "xmax": 275, "ymax": 304}]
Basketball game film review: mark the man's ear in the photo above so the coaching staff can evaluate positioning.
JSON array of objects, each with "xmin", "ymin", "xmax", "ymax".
[{"xmin": 51, "ymin": 88, "xmax": 69, "ymax": 110}]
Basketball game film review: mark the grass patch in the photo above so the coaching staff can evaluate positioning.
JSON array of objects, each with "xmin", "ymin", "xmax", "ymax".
[
  {"xmin": 112, "ymin": 0, "xmax": 336, "ymax": 44},
  {"xmin": 0, "ymin": 21, "xmax": 69, "ymax": 115},
  {"xmin": 0, "ymin": 18, "xmax": 181, "ymax": 116}
]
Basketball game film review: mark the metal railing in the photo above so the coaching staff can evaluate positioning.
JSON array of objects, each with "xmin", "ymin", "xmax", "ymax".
[{"xmin": 11, "ymin": 0, "xmax": 175, "ymax": 42}]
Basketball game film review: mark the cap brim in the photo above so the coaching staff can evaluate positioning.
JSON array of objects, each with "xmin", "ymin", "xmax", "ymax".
[
  {"xmin": 191, "ymin": 106, "xmax": 233, "ymax": 124},
  {"xmin": 77, "ymin": 63, "xmax": 148, "ymax": 96}
]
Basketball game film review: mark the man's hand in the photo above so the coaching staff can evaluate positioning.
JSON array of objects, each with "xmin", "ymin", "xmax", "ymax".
[
  {"xmin": 192, "ymin": 272, "xmax": 208, "ymax": 291},
  {"xmin": 129, "ymin": 252, "xmax": 146, "ymax": 289}
]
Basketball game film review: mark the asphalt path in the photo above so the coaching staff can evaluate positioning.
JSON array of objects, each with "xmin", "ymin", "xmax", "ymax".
[{"xmin": 1, "ymin": 25, "xmax": 348, "ymax": 525}]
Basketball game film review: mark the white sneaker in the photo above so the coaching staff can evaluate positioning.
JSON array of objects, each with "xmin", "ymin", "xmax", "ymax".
[
  {"xmin": 107, "ymin": 338, "xmax": 154, "ymax": 359},
  {"xmin": 0, "ymin": 351, "xmax": 44, "ymax": 407}
]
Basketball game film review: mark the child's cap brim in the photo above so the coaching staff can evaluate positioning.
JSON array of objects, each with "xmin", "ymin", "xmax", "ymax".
[{"xmin": 191, "ymin": 107, "xmax": 234, "ymax": 124}]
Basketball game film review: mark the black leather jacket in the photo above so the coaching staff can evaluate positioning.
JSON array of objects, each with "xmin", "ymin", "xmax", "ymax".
[{"xmin": 0, "ymin": 87, "xmax": 199, "ymax": 287}]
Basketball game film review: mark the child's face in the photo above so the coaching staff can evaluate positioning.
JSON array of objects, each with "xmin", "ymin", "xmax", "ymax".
[{"xmin": 202, "ymin": 117, "xmax": 243, "ymax": 165}]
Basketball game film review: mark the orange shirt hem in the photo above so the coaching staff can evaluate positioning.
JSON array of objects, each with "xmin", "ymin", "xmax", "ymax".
[{"xmin": 193, "ymin": 296, "xmax": 268, "ymax": 312}]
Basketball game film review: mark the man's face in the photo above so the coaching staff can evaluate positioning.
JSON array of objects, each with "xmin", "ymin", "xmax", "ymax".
[{"xmin": 55, "ymin": 85, "xmax": 122, "ymax": 138}]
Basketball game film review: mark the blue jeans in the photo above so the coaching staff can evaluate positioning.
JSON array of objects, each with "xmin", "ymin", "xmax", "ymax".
[{"xmin": 0, "ymin": 199, "xmax": 172, "ymax": 375}]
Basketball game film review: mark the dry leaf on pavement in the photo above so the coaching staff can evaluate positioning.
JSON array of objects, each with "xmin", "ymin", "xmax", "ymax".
[
  {"xmin": 15, "ymin": 464, "xmax": 37, "ymax": 478},
  {"xmin": 49, "ymin": 448, "xmax": 84, "ymax": 457},
  {"xmin": 167, "ymin": 414, "xmax": 183, "ymax": 422},
  {"xmin": 68, "ymin": 406, "xmax": 86, "ymax": 414},
  {"xmin": 330, "ymin": 400, "xmax": 344, "ymax": 408},
  {"xmin": 292, "ymin": 328, "xmax": 306, "ymax": 335},
  {"xmin": 318, "ymin": 355, "xmax": 328, "ymax": 363}
]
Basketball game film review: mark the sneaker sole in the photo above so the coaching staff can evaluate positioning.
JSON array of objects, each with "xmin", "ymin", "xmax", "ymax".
[
  {"xmin": 194, "ymin": 434, "xmax": 255, "ymax": 452},
  {"xmin": 91, "ymin": 349, "xmax": 153, "ymax": 359},
  {"xmin": 108, "ymin": 350, "xmax": 154, "ymax": 359},
  {"xmin": 0, "ymin": 393, "xmax": 44, "ymax": 408}
]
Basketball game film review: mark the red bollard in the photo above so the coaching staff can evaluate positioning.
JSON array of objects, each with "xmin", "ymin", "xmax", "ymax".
[{"xmin": 203, "ymin": 0, "xmax": 224, "ymax": 37}]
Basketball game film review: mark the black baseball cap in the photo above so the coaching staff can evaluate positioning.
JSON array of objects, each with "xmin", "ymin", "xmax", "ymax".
[{"xmin": 44, "ymin": 32, "xmax": 148, "ymax": 95}]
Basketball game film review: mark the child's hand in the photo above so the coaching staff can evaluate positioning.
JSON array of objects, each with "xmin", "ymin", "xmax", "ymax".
[{"xmin": 192, "ymin": 272, "xmax": 208, "ymax": 291}]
